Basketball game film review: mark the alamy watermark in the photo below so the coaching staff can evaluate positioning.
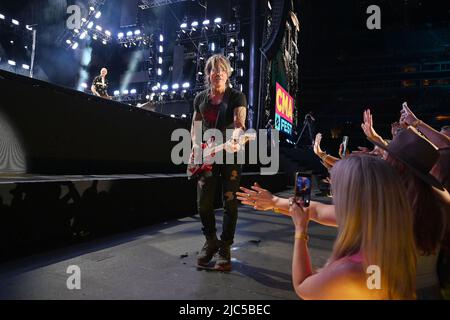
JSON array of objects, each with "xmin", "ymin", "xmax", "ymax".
[
  {"xmin": 66, "ymin": 265, "xmax": 81, "ymax": 290},
  {"xmin": 366, "ymin": 5, "xmax": 381, "ymax": 30},
  {"xmin": 66, "ymin": 5, "xmax": 85, "ymax": 30},
  {"xmin": 366, "ymin": 265, "xmax": 381, "ymax": 290}
]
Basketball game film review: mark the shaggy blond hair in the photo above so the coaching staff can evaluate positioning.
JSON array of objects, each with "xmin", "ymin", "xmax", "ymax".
[
  {"xmin": 204, "ymin": 54, "xmax": 232, "ymax": 88},
  {"xmin": 329, "ymin": 155, "xmax": 417, "ymax": 299}
]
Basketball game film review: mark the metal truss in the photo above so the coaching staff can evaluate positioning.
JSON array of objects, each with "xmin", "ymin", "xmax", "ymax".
[{"xmin": 138, "ymin": 0, "xmax": 189, "ymax": 10}]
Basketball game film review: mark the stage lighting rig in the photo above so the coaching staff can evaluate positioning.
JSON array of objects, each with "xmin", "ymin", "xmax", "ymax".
[
  {"xmin": 64, "ymin": 1, "xmax": 112, "ymax": 49},
  {"xmin": 117, "ymin": 29, "xmax": 152, "ymax": 48}
]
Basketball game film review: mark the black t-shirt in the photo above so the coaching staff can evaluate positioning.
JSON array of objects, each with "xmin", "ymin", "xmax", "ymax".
[
  {"xmin": 193, "ymin": 87, "xmax": 247, "ymax": 132},
  {"xmin": 92, "ymin": 75, "xmax": 108, "ymax": 97}
]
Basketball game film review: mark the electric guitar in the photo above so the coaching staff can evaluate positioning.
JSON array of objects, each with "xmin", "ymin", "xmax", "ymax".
[{"xmin": 187, "ymin": 132, "xmax": 256, "ymax": 179}]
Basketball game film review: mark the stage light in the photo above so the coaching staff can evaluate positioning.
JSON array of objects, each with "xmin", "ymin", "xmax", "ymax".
[
  {"xmin": 159, "ymin": 34, "xmax": 164, "ymax": 42},
  {"xmin": 159, "ymin": 45, "xmax": 163, "ymax": 53},
  {"xmin": 74, "ymin": 28, "xmax": 80, "ymax": 33},
  {"xmin": 92, "ymin": 34, "xmax": 98, "ymax": 40},
  {"xmin": 170, "ymin": 114, "xmax": 175, "ymax": 118},
  {"xmin": 197, "ymin": 71, "xmax": 203, "ymax": 75},
  {"xmin": 71, "ymin": 42, "xmax": 79, "ymax": 49},
  {"xmin": 10, "ymin": 40, "xmax": 14, "ymax": 44},
  {"xmin": 95, "ymin": 25, "xmax": 102, "ymax": 31},
  {"xmin": 124, "ymin": 44, "xmax": 128, "ymax": 48},
  {"xmin": 0, "ymin": 14, "xmax": 5, "ymax": 20},
  {"xmin": 66, "ymin": 39, "xmax": 72, "ymax": 44},
  {"xmin": 127, "ymin": 31, "xmax": 133, "ymax": 37},
  {"xmin": 146, "ymin": 95, "xmax": 150, "ymax": 100},
  {"xmin": 12, "ymin": 19, "xmax": 19, "ymax": 25},
  {"xmin": 214, "ymin": 17, "xmax": 222, "ymax": 24},
  {"xmin": 102, "ymin": 39, "xmax": 107, "ymax": 45},
  {"xmin": 191, "ymin": 21, "xmax": 199, "ymax": 27},
  {"xmin": 123, "ymin": 89, "xmax": 129, "ymax": 95},
  {"xmin": 134, "ymin": 29, "xmax": 141, "ymax": 35},
  {"xmin": 118, "ymin": 32, "xmax": 124, "ymax": 38},
  {"xmin": 158, "ymin": 57, "xmax": 163, "ymax": 64},
  {"xmin": 161, "ymin": 84, "xmax": 168, "ymax": 91},
  {"xmin": 8, "ymin": 60, "xmax": 16, "ymax": 66},
  {"xmin": 26, "ymin": 25, "xmax": 33, "ymax": 31},
  {"xmin": 180, "ymin": 22, "xmax": 187, "ymax": 29},
  {"xmin": 241, "ymin": 39, "xmax": 245, "ymax": 47},
  {"xmin": 181, "ymin": 114, "xmax": 187, "ymax": 118},
  {"xmin": 80, "ymin": 31, "xmax": 87, "ymax": 39},
  {"xmin": 228, "ymin": 52, "xmax": 235, "ymax": 58},
  {"xmin": 228, "ymin": 23, "xmax": 236, "ymax": 32},
  {"xmin": 114, "ymin": 90, "xmax": 120, "ymax": 96},
  {"xmin": 87, "ymin": 21, "xmax": 94, "ymax": 29},
  {"xmin": 203, "ymin": 19, "xmax": 210, "ymax": 26},
  {"xmin": 95, "ymin": 11, "xmax": 101, "ymax": 19},
  {"xmin": 172, "ymin": 83, "xmax": 179, "ymax": 90},
  {"xmin": 89, "ymin": 6, "xmax": 95, "ymax": 11},
  {"xmin": 239, "ymin": 68, "xmax": 244, "ymax": 77},
  {"xmin": 21, "ymin": 64, "xmax": 30, "ymax": 70},
  {"xmin": 81, "ymin": 18, "xmax": 87, "ymax": 23},
  {"xmin": 157, "ymin": 68, "xmax": 162, "ymax": 76},
  {"xmin": 81, "ymin": 82, "xmax": 88, "ymax": 88},
  {"xmin": 229, "ymin": 38, "xmax": 235, "ymax": 44},
  {"xmin": 182, "ymin": 82, "xmax": 190, "ymax": 89},
  {"xmin": 130, "ymin": 89, "xmax": 137, "ymax": 94},
  {"xmin": 210, "ymin": 42, "xmax": 215, "ymax": 52},
  {"xmin": 105, "ymin": 30, "xmax": 111, "ymax": 36},
  {"xmin": 151, "ymin": 86, "xmax": 159, "ymax": 92},
  {"xmin": 268, "ymin": 1, "xmax": 272, "ymax": 10},
  {"xmin": 240, "ymin": 53, "xmax": 244, "ymax": 61}
]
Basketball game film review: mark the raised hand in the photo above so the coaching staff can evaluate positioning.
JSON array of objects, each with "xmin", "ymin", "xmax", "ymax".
[
  {"xmin": 361, "ymin": 109, "xmax": 377, "ymax": 140},
  {"xmin": 313, "ymin": 133, "xmax": 325, "ymax": 157},
  {"xmin": 399, "ymin": 102, "xmax": 419, "ymax": 126},
  {"xmin": 289, "ymin": 197, "xmax": 310, "ymax": 231}
]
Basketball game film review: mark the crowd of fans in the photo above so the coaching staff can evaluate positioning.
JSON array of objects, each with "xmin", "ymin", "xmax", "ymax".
[{"xmin": 237, "ymin": 103, "xmax": 450, "ymax": 300}]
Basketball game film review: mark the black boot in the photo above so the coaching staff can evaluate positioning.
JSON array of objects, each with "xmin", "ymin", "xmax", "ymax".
[
  {"xmin": 214, "ymin": 240, "xmax": 232, "ymax": 271},
  {"xmin": 197, "ymin": 235, "xmax": 219, "ymax": 266}
]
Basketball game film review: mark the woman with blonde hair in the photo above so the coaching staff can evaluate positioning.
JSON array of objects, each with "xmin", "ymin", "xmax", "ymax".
[{"xmin": 289, "ymin": 155, "xmax": 417, "ymax": 299}]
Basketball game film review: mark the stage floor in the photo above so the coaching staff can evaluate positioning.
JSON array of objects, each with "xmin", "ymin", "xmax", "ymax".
[{"xmin": 0, "ymin": 190, "xmax": 336, "ymax": 300}]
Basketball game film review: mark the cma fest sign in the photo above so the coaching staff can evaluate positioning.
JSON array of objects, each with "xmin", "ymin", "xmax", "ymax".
[{"xmin": 275, "ymin": 83, "xmax": 294, "ymax": 135}]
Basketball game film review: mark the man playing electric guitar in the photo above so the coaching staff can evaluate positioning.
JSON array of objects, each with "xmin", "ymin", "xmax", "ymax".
[{"xmin": 190, "ymin": 54, "xmax": 248, "ymax": 271}]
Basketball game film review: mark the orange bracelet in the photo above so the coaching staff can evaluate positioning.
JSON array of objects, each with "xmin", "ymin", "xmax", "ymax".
[{"xmin": 295, "ymin": 232, "xmax": 309, "ymax": 241}]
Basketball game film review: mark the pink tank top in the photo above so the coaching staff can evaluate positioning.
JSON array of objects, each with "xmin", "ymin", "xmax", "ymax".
[{"xmin": 346, "ymin": 252, "xmax": 364, "ymax": 263}]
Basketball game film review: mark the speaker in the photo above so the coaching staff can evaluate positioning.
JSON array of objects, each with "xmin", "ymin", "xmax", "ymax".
[{"xmin": 261, "ymin": 0, "xmax": 290, "ymax": 60}]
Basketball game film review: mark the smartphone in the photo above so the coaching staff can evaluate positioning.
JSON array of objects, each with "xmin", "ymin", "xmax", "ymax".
[
  {"xmin": 342, "ymin": 136, "xmax": 349, "ymax": 156},
  {"xmin": 294, "ymin": 172, "xmax": 312, "ymax": 207}
]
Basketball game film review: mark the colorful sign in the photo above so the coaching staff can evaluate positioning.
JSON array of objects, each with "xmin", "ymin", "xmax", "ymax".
[{"xmin": 275, "ymin": 83, "xmax": 294, "ymax": 135}]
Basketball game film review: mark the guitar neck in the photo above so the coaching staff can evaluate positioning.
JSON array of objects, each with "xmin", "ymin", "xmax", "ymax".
[{"xmin": 204, "ymin": 144, "xmax": 227, "ymax": 158}]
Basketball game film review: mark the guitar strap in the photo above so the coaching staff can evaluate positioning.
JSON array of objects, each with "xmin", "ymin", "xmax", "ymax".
[{"xmin": 215, "ymin": 87, "xmax": 231, "ymax": 132}]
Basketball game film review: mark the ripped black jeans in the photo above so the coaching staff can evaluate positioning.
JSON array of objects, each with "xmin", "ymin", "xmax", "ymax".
[{"xmin": 197, "ymin": 163, "xmax": 242, "ymax": 245}]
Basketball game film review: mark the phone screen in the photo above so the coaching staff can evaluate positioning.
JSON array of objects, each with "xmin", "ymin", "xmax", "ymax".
[{"xmin": 295, "ymin": 173, "xmax": 312, "ymax": 207}]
